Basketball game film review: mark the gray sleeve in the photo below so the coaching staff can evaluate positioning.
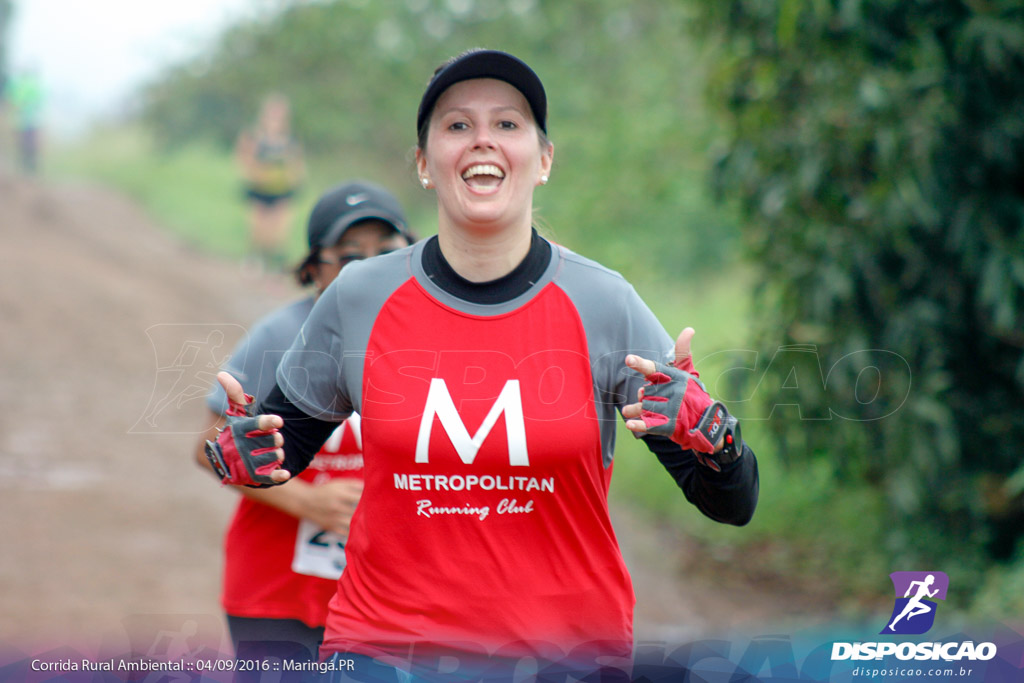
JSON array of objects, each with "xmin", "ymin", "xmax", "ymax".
[
  {"xmin": 592, "ymin": 283, "xmax": 675, "ymax": 417},
  {"xmin": 204, "ymin": 326, "xmax": 277, "ymax": 416},
  {"xmin": 276, "ymin": 283, "xmax": 351, "ymax": 422},
  {"xmin": 205, "ymin": 302, "xmax": 310, "ymax": 416},
  {"xmin": 555, "ymin": 250, "xmax": 674, "ymax": 411},
  {"xmin": 553, "ymin": 248, "xmax": 675, "ymax": 466},
  {"xmin": 276, "ymin": 247, "xmax": 415, "ymax": 423}
]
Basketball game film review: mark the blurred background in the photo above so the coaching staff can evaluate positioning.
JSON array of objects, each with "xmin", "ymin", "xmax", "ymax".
[{"xmin": 1, "ymin": 0, "xmax": 1023, "ymax": 660}]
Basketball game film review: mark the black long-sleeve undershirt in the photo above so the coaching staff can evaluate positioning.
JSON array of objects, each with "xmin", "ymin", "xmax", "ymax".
[
  {"xmin": 641, "ymin": 435, "xmax": 758, "ymax": 526},
  {"xmin": 259, "ymin": 382, "xmax": 337, "ymax": 475}
]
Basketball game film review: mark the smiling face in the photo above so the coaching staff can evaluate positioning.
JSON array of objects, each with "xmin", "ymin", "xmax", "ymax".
[{"xmin": 416, "ymin": 78, "xmax": 553, "ymax": 236}]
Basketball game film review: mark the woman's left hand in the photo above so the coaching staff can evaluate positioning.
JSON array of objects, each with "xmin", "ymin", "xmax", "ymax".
[{"xmin": 622, "ymin": 327, "xmax": 723, "ymax": 453}]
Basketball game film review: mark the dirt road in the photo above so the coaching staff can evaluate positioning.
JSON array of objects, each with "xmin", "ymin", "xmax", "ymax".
[{"xmin": 0, "ymin": 176, "xmax": 809, "ymax": 661}]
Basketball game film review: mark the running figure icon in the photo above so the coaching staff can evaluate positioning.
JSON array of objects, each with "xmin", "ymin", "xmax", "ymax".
[{"xmin": 888, "ymin": 574, "xmax": 939, "ymax": 632}]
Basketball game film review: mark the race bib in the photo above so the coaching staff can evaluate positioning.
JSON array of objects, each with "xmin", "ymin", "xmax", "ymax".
[{"xmin": 291, "ymin": 519, "xmax": 347, "ymax": 579}]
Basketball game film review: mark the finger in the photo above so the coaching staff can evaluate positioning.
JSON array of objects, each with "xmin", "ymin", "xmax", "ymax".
[
  {"xmin": 324, "ymin": 478, "xmax": 363, "ymax": 491},
  {"xmin": 270, "ymin": 468, "xmax": 291, "ymax": 483},
  {"xmin": 624, "ymin": 418, "xmax": 649, "ymax": 434},
  {"xmin": 258, "ymin": 414, "xmax": 283, "ymax": 431},
  {"xmin": 673, "ymin": 327, "xmax": 696, "ymax": 371},
  {"xmin": 216, "ymin": 370, "xmax": 249, "ymax": 407},
  {"xmin": 622, "ymin": 402, "xmax": 643, "ymax": 420},
  {"xmin": 335, "ymin": 480, "xmax": 364, "ymax": 504},
  {"xmin": 624, "ymin": 353, "xmax": 658, "ymax": 378},
  {"xmin": 273, "ymin": 432, "xmax": 284, "ymax": 448},
  {"xmin": 326, "ymin": 488, "xmax": 360, "ymax": 505}
]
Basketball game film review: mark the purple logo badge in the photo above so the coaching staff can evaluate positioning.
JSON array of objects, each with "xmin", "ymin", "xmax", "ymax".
[{"xmin": 880, "ymin": 571, "xmax": 949, "ymax": 635}]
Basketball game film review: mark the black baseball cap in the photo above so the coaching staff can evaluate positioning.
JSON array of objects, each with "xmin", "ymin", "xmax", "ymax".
[
  {"xmin": 416, "ymin": 49, "xmax": 547, "ymax": 136},
  {"xmin": 306, "ymin": 181, "xmax": 408, "ymax": 251}
]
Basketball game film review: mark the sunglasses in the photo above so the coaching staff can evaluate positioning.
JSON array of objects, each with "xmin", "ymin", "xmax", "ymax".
[{"xmin": 317, "ymin": 249, "xmax": 399, "ymax": 268}]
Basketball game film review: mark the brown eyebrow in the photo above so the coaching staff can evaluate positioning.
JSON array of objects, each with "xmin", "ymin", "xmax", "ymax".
[{"xmin": 437, "ymin": 105, "xmax": 528, "ymax": 118}]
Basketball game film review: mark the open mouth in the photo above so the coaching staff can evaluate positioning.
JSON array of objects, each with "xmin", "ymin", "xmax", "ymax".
[{"xmin": 461, "ymin": 164, "xmax": 505, "ymax": 190}]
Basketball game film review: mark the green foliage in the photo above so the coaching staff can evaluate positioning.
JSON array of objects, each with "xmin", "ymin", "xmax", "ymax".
[
  {"xmin": 971, "ymin": 546, "xmax": 1024, "ymax": 619},
  {"xmin": 137, "ymin": 0, "xmax": 740, "ymax": 282},
  {"xmin": 612, "ymin": 269, "xmax": 892, "ymax": 608},
  {"xmin": 694, "ymin": 0, "xmax": 1024, "ymax": 572}
]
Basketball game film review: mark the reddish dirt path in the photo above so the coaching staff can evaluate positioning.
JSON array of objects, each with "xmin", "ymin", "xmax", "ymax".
[
  {"xmin": 0, "ymin": 176, "xmax": 293, "ymax": 655},
  {"xmin": 0, "ymin": 175, "xmax": 811, "ymax": 661}
]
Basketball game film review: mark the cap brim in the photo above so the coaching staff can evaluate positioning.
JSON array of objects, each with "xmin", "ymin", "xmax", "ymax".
[{"xmin": 320, "ymin": 209, "xmax": 404, "ymax": 248}]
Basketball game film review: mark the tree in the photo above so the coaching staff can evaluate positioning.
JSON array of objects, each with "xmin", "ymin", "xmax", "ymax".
[
  {"xmin": 696, "ymin": 0, "xmax": 1024, "ymax": 571},
  {"xmin": 0, "ymin": 0, "xmax": 12, "ymax": 95}
]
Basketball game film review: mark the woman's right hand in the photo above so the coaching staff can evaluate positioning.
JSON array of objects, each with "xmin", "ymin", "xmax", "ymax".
[{"xmin": 214, "ymin": 371, "xmax": 291, "ymax": 485}]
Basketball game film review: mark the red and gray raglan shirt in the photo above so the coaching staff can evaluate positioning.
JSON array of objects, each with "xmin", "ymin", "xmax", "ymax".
[{"xmin": 267, "ymin": 231, "xmax": 759, "ymax": 666}]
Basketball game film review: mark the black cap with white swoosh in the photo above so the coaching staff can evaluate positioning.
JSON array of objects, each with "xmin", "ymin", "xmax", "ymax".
[{"xmin": 306, "ymin": 181, "xmax": 409, "ymax": 250}]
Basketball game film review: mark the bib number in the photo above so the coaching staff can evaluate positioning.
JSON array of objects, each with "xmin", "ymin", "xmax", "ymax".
[{"xmin": 291, "ymin": 519, "xmax": 347, "ymax": 579}]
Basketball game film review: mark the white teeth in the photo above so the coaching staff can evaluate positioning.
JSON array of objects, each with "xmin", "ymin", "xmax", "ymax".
[{"xmin": 462, "ymin": 164, "xmax": 505, "ymax": 179}]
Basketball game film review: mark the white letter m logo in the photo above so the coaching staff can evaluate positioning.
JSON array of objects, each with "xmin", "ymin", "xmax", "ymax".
[{"xmin": 415, "ymin": 379, "xmax": 528, "ymax": 466}]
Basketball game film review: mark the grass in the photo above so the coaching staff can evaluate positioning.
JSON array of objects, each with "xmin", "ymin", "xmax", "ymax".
[
  {"xmin": 49, "ymin": 126, "xmax": 262, "ymax": 258},
  {"xmin": 45, "ymin": 124, "xmax": 419, "ymax": 264}
]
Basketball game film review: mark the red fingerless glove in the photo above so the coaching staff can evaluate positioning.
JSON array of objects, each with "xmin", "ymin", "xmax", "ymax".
[
  {"xmin": 204, "ymin": 392, "xmax": 283, "ymax": 487},
  {"xmin": 225, "ymin": 393, "xmax": 254, "ymax": 418},
  {"xmin": 639, "ymin": 361, "xmax": 717, "ymax": 453}
]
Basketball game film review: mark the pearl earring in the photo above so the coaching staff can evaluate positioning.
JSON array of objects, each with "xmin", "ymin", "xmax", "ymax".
[
  {"xmin": 541, "ymin": 175, "xmax": 549, "ymax": 184},
  {"xmin": 421, "ymin": 177, "xmax": 429, "ymax": 188}
]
